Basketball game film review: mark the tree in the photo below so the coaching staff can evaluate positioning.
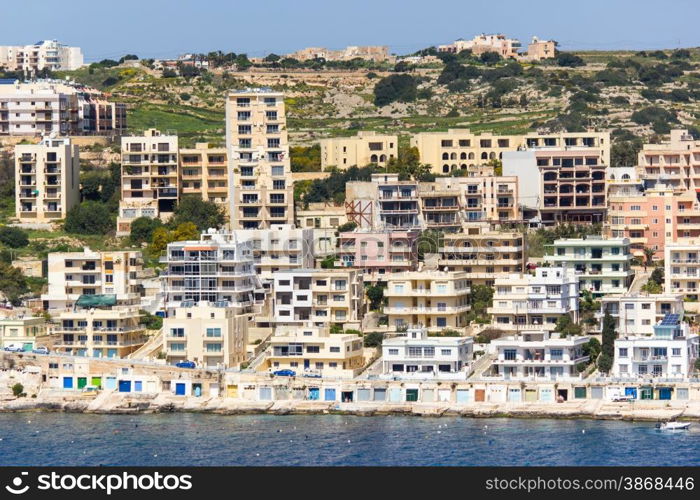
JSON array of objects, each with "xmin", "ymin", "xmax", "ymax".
[
  {"xmin": 649, "ymin": 267, "xmax": 664, "ymax": 286},
  {"xmin": 171, "ymin": 222, "xmax": 199, "ymax": 242},
  {"xmin": 366, "ymin": 284, "xmax": 385, "ymax": 310},
  {"xmin": 150, "ymin": 227, "xmax": 172, "ymax": 256},
  {"xmin": 373, "ymin": 74, "xmax": 418, "ymax": 106},
  {"xmin": 11, "ymin": 383, "xmax": 24, "ymax": 397},
  {"xmin": 0, "ymin": 226, "xmax": 29, "ymax": 248},
  {"xmin": 337, "ymin": 222, "xmax": 357, "ymax": 233},
  {"xmin": 320, "ymin": 255, "xmax": 336, "ymax": 269},
  {"xmin": 363, "ymin": 332, "xmax": 384, "ymax": 347},
  {"xmin": 263, "ymin": 53, "xmax": 281, "ymax": 63},
  {"xmin": 643, "ymin": 247, "xmax": 655, "ymax": 268},
  {"xmin": 169, "ymin": 196, "xmax": 227, "ymax": 232},
  {"xmin": 583, "ymin": 338, "xmax": 601, "ymax": 363},
  {"xmin": 554, "ymin": 314, "xmax": 583, "ymax": 337},
  {"xmin": 0, "ymin": 262, "xmax": 29, "ymax": 305},
  {"xmin": 130, "ymin": 217, "xmax": 163, "ymax": 244},
  {"xmin": 557, "ymin": 53, "xmax": 585, "ymax": 67},
  {"xmin": 601, "ymin": 312, "xmax": 616, "ymax": 360},
  {"xmin": 597, "ymin": 352, "xmax": 613, "ymax": 374},
  {"xmin": 64, "ymin": 201, "xmax": 114, "ymax": 235},
  {"xmin": 480, "ymin": 51, "xmax": 501, "ymax": 65},
  {"xmin": 119, "ymin": 54, "xmax": 139, "ymax": 63}
]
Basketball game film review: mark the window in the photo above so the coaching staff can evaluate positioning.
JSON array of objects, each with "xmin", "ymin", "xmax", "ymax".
[
  {"xmin": 388, "ymin": 348, "xmax": 399, "ymax": 355},
  {"xmin": 618, "ymin": 348, "xmax": 628, "ymax": 357},
  {"xmin": 206, "ymin": 328, "xmax": 221, "ymax": 337},
  {"xmin": 170, "ymin": 328, "xmax": 185, "ymax": 338},
  {"xmin": 440, "ymin": 349, "xmax": 451, "ymax": 356},
  {"xmin": 306, "ymin": 346, "xmax": 320, "ymax": 353},
  {"xmin": 206, "ymin": 343, "xmax": 222, "ymax": 352},
  {"xmin": 330, "ymin": 347, "xmax": 340, "ymax": 353}
]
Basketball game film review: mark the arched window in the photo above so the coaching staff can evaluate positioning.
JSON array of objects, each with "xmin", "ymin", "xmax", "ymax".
[
  {"xmin": 460, "ymin": 152, "xmax": 467, "ymax": 160},
  {"xmin": 460, "ymin": 164, "xmax": 467, "ymax": 169},
  {"xmin": 481, "ymin": 152, "xmax": 488, "ymax": 160},
  {"xmin": 443, "ymin": 165, "xmax": 449, "ymax": 173},
  {"xmin": 442, "ymin": 152, "xmax": 449, "ymax": 160},
  {"xmin": 450, "ymin": 152, "xmax": 457, "ymax": 160},
  {"xmin": 379, "ymin": 154, "xmax": 386, "ymax": 162},
  {"xmin": 370, "ymin": 154, "xmax": 378, "ymax": 163},
  {"xmin": 469, "ymin": 152, "xmax": 475, "ymax": 159}
]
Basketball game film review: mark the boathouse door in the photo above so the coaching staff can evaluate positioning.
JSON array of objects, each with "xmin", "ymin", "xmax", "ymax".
[
  {"xmin": 475, "ymin": 389, "xmax": 486, "ymax": 402},
  {"xmin": 175, "ymin": 383, "xmax": 186, "ymax": 396},
  {"xmin": 304, "ymin": 359, "xmax": 310, "ymax": 370}
]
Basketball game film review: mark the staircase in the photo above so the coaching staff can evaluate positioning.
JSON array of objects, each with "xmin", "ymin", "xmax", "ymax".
[
  {"xmin": 127, "ymin": 328, "xmax": 164, "ymax": 360},
  {"xmin": 246, "ymin": 343, "xmax": 270, "ymax": 371},
  {"xmin": 470, "ymin": 352, "xmax": 496, "ymax": 378}
]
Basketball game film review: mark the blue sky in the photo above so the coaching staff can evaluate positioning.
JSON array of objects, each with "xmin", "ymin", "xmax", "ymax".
[{"xmin": 2, "ymin": 0, "xmax": 699, "ymax": 61}]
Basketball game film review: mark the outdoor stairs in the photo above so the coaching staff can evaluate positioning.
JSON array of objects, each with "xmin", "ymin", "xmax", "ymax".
[
  {"xmin": 246, "ymin": 343, "xmax": 270, "ymax": 371},
  {"xmin": 127, "ymin": 328, "xmax": 164, "ymax": 360},
  {"xmin": 470, "ymin": 352, "xmax": 497, "ymax": 378}
]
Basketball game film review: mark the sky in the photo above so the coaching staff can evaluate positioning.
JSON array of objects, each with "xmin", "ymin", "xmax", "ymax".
[{"xmin": 2, "ymin": 0, "xmax": 699, "ymax": 61}]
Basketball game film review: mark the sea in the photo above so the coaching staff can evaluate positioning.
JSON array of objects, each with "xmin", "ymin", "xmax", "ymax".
[{"xmin": 1, "ymin": 413, "xmax": 699, "ymax": 466}]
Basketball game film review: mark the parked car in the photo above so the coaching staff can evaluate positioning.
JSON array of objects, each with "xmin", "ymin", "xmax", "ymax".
[
  {"xmin": 32, "ymin": 347, "xmax": 49, "ymax": 355},
  {"xmin": 4, "ymin": 344, "xmax": 25, "ymax": 352},
  {"xmin": 175, "ymin": 361, "xmax": 196, "ymax": 369},
  {"xmin": 302, "ymin": 370, "xmax": 322, "ymax": 378},
  {"xmin": 612, "ymin": 395, "xmax": 635, "ymax": 403},
  {"xmin": 272, "ymin": 369, "xmax": 296, "ymax": 377}
]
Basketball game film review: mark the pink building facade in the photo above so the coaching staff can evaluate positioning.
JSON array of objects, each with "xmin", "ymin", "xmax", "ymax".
[{"xmin": 337, "ymin": 230, "xmax": 419, "ymax": 281}]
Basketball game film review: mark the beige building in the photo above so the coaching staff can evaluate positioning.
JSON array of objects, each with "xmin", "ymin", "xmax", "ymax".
[
  {"xmin": 521, "ymin": 37, "xmax": 557, "ymax": 61},
  {"xmin": 272, "ymin": 269, "xmax": 364, "ymax": 330},
  {"xmin": 51, "ymin": 305, "xmax": 147, "ymax": 359},
  {"xmin": 384, "ymin": 270, "xmax": 471, "ymax": 333},
  {"xmin": 411, "ymin": 130, "xmax": 610, "ymax": 175},
  {"xmin": 638, "ymin": 129, "xmax": 700, "ymax": 192},
  {"xmin": 438, "ymin": 34, "xmax": 522, "ymax": 58},
  {"xmin": 118, "ymin": 129, "xmax": 179, "ymax": 236},
  {"xmin": 179, "ymin": 143, "xmax": 228, "ymax": 212},
  {"xmin": 438, "ymin": 223, "xmax": 525, "ymax": 286},
  {"xmin": 665, "ymin": 239, "xmax": 700, "ymax": 302},
  {"xmin": 319, "ymin": 131, "xmax": 398, "ymax": 169},
  {"xmin": 260, "ymin": 325, "xmax": 365, "ymax": 378},
  {"xmin": 0, "ymin": 40, "xmax": 83, "ymax": 73},
  {"xmin": 15, "ymin": 136, "xmax": 80, "ymax": 222},
  {"xmin": 287, "ymin": 45, "xmax": 392, "ymax": 62},
  {"xmin": 0, "ymin": 316, "xmax": 47, "ymax": 350},
  {"xmin": 226, "ymin": 88, "xmax": 294, "ymax": 229},
  {"xmin": 41, "ymin": 249, "xmax": 145, "ymax": 310},
  {"xmin": 295, "ymin": 202, "xmax": 348, "ymax": 257}
]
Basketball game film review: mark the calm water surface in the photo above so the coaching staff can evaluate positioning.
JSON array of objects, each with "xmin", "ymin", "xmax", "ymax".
[{"xmin": 0, "ymin": 413, "xmax": 698, "ymax": 466}]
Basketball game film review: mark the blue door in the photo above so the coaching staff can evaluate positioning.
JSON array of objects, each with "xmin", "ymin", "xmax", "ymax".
[
  {"xmin": 118, "ymin": 380, "xmax": 131, "ymax": 393},
  {"xmin": 104, "ymin": 377, "xmax": 117, "ymax": 390},
  {"xmin": 304, "ymin": 359, "xmax": 310, "ymax": 369},
  {"xmin": 134, "ymin": 381, "xmax": 143, "ymax": 392},
  {"xmin": 194, "ymin": 385, "xmax": 202, "ymax": 397},
  {"xmin": 175, "ymin": 383, "xmax": 186, "ymax": 396},
  {"xmin": 659, "ymin": 388, "xmax": 672, "ymax": 400},
  {"xmin": 63, "ymin": 377, "xmax": 73, "ymax": 389},
  {"xmin": 324, "ymin": 388, "xmax": 336, "ymax": 401},
  {"xmin": 625, "ymin": 387, "xmax": 638, "ymax": 399},
  {"xmin": 309, "ymin": 388, "xmax": 320, "ymax": 400}
]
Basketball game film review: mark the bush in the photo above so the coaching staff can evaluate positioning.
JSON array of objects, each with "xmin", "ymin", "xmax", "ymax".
[
  {"xmin": 169, "ymin": 196, "xmax": 227, "ymax": 232},
  {"xmin": 337, "ymin": 222, "xmax": 358, "ymax": 233},
  {"xmin": 363, "ymin": 332, "xmax": 384, "ymax": 347},
  {"xmin": 557, "ymin": 53, "xmax": 585, "ymax": 67},
  {"xmin": 64, "ymin": 201, "xmax": 114, "ymax": 235},
  {"xmin": 597, "ymin": 353, "xmax": 613, "ymax": 374},
  {"xmin": 11, "ymin": 383, "xmax": 24, "ymax": 397},
  {"xmin": 0, "ymin": 226, "xmax": 29, "ymax": 248},
  {"xmin": 373, "ymin": 74, "xmax": 418, "ymax": 106},
  {"xmin": 130, "ymin": 217, "xmax": 163, "ymax": 244},
  {"xmin": 479, "ymin": 51, "xmax": 501, "ymax": 65},
  {"xmin": 180, "ymin": 92, "xmax": 191, "ymax": 101}
]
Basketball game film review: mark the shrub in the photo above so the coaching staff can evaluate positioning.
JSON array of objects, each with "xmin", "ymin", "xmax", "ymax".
[
  {"xmin": 0, "ymin": 226, "xmax": 29, "ymax": 248},
  {"xmin": 373, "ymin": 74, "xmax": 418, "ymax": 106},
  {"xmin": 130, "ymin": 217, "xmax": 164, "ymax": 244},
  {"xmin": 557, "ymin": 53, "xmax": 585, "ymax": 67},
  {"xmin": 363, "ymin": 332, "xmax": 384, "ymax": 347},
  {"xmin": 64, "ymin": 201, "xmax": 114, "ymax": 235},
  {"xmin": 11, "ymin": 383, "xmax": 24, "ymax": 397}
]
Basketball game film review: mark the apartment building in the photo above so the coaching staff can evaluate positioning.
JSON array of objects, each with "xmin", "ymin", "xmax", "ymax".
[
  {"xmin": 117, "ymin": 129, "xmax": 179, "ymax": 236},
  {"xmin": 179, "ymin": 143, "xmax": 228, "ymax": 211},
  {"xmin": 486, "ymin": 331, "xmax": 590, "ymax": 381},
  {"xmin": 0, "ymin": 316, "xmax": 46, "ymax": 350},
  {"xmin": 613, "ymin": 314, "xmax": 699, "ymax": 380},
  {"xmin": 434, "ymin": 176, "xmax": 520, "ymax": 224},
  {"xmin": 488, "ymin": 267, "xmax": 579, "ymax": 331},
  {"xmin": 665, "ymin": 239, "xmax": 700, "ymax": 301},
  {"xmin": 384, "ymin": 270, "xmax": 471, "ymax": 332},
  {"xmin": 295, "ymin": 202, "xmax": 348, "ymax": 257},
  {"xmin": 272, "ymin": 269, "xmax": 363, "ymax": 329},
  {"xmin": 287, "ymin": 45, "xmax": 392, "ymax": 62},
  {"xmin": 503, "ymin": 146, "xmax": 608, "ymax": 224},
  {"xmin": 337, "ymin": 229, "xmax": 419, "ymax": 280},
  {"xmin": 0, "ymin": 40, "xmax": 83, "ymax": 73},
  {"xmin": 15, "ymin": 136, "xmax": 80, "ymax": 222},
  {"xmin": 437, "ymin": 222, "xmax": 525, "ymax": 286},
  {"xmin": 225, "ymin": 225, "xmax": 314, "ymax": 285},
  {"xmin": 521, "ymin": 37, "xmax": 557, "ymax": 61},
  {"xmin": 163, "ymin": 302, "xmax": 249, "ymax": 368},
  {"xmin": 346, "ymin": 173, "xmax": 421, "ymax": 230},
  {"xmin": 51, "ymin": 305, "xmax": 147, "ymax": 359},
  {"xmin": 41, "ymin": 249, "xmax": 145, "ymax": 310},
  {"xmin": 638, "ymin": 129, "xmax": 700, "ymax": 192},
  {"xmin": 412, "ymin": 130, "xmax": 609, "ymax": 174},
  {"xmin": 226, "ymin": 88, "xmax": 294, "ymax": 229},
  {"xmin": 597, "ymin": 293, "xmax": 684, "ymax": 336},
  {"xmin": 606, "ymin": 184, "xmax": 700, "ymax": 260},
  {"xmin": 0, "ymin": 80, "xmax": 125, "ymax": 136},
  {"xmin": 319, "ymin": 131, "xmax": 398, "ymax": 169},
  {"xmin": 438, "ymin": 34, "xmax": 522, "ymax": 58},
  {"xmin": 381, "ymin": 326, "xmax": 473, "ymax": 379},
  {"xmin": 261, "ymin": 325, "xmax": 365, "ymax": 378},
  {"xmin": 160, "ymin": 233, "xmax": 264, "ymax": 367},
  {"xmin": 544, "ymin": 237, "xmax": 634, "ymax": 296}
]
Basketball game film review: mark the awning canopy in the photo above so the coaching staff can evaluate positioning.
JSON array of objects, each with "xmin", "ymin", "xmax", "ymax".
[{"xmin": 75, "ymin": 294, "xmax": 117, "ymax": 308}]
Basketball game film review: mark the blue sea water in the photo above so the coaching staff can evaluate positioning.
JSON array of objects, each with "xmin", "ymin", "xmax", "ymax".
[{"xmin": 0, "ymin": 413, "xmax": 698, "ymax": 466}]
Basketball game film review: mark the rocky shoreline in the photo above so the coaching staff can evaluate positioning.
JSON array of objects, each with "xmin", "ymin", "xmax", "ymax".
[{"xmin": 2, "ymin": 393, "xmax": 700, "ymax": 422}]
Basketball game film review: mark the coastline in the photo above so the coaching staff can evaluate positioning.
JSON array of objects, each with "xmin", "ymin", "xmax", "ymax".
[{"xmin": 3, "ymin": 392, "xmax": 700, "ymax": 422}]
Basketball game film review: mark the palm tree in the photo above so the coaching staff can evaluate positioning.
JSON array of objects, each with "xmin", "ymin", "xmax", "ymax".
[{"xmin": 643, "ymin": 247, "xmax": 655, "ymax": 270}]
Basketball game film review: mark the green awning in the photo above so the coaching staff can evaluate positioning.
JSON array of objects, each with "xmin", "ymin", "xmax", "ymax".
[{"xmin": 75, "ymin": 294, "xmax": 117, "ymax": 308}]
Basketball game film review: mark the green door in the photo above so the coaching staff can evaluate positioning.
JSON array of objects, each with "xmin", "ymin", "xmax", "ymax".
[
  {"xmin": 640, "ymin": 387, "xmax": 653, "ymax": 400},
  {"xmin": 77, "ymin": 377, "xmax": 88, "ymax": 390},
  {"xmin": 22, "ymin": 342, "xmax": 33, "ymax": 352},
  {"xmin": 91, "ymin": 377, "xmax": 102, "ymax": 389},
  {"xmin": 405, "ymin": 389, "xmax": 419, "ymax": 402}
]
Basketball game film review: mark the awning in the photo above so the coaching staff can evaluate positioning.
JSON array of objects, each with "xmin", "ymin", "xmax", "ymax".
[{"xmin": 75, "ymin": 294, "xmax": 117, "ymax": 308}]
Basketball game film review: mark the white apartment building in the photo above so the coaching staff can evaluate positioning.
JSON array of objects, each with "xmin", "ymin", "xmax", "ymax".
[
  {"xmin": 41, "ymin": 249, "xmax": 145, "ymax": 310},
  {"xmin": 488, "ymin": 267, "xmax": 579, "ymax": 331},
  {"xmin": 0, "ymin": 80, "xmax": 77, "ymax": 136},
  {"xmin": 384, "ymin": 270, "xmax": 471, "ymax": 332},
  {"xmin": 15, "ymin": 137, "xmax": 80, "ymax": 221},
  {"xmin": 544, "ymin": 236, "xmax": 634, "ymax": 296},
  {"xmin": 319, "ymin": 131, "xmax": 398, "ymax": 169},
  {"xmin": 665, "ymin": 239, "xmax": 700, "ymax": 301},
  {"xmin": 261, "ymin": 325, "xmax": 365, "ymax": 378},
  {"xmin": 226, "ymin": 88, "xmax": 294, "ymax": 229},
  {"xmin": 0, "ymin": 40, "xmax": 83, "ymax": 73},
  {"xmin": 272, "ymin": 269, "xmax": 363, "ymax": 329},
  {"xmin": 118, "ymin": 129, "xmax": 179, "ymax": 236},
  {"xmin": 613, "ymin": 314, "xmax": 699, "ymax": 380},
  {"xmin": 597, "ymin": 293, "xmax": 684, "ymax": 336},
  {"xmin": 160, "ymin": 232, "xmax": 265, "ymax": 368},
  {"xmin": 226, "ymin": 225, "xmax": 314, "ymax": 286},
  {"xmin": 381, "ymin": 326, "xmax": 473, "ymax": 379},
  {"xmin": 487, "ymin": 331, "xmax": 590, "ymax": 381},
  {"xmin": 295, "ymin": 202, "xmax": 348, "ymax": 258}
]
